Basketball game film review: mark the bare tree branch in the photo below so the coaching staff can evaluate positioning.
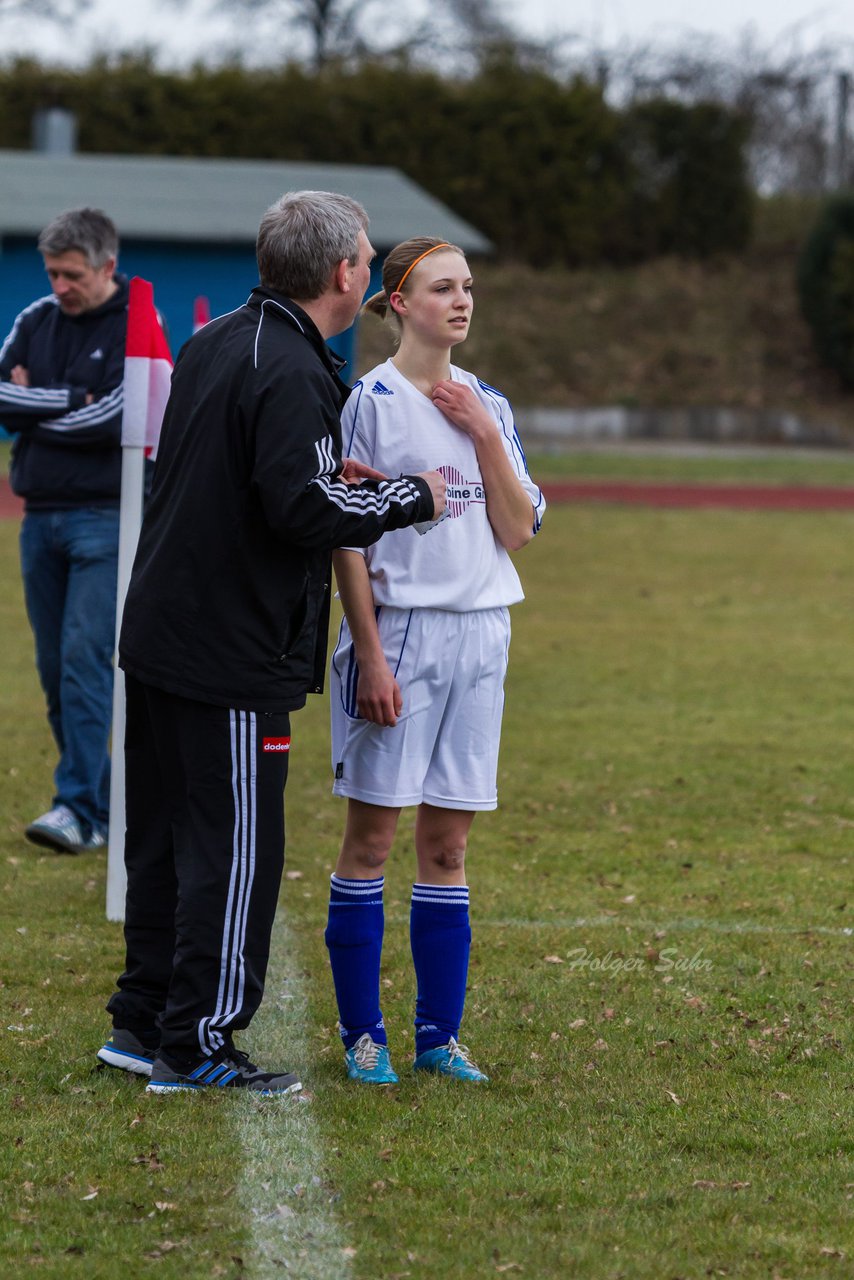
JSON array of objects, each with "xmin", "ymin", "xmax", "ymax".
[
  {"xmin": 210, "ymin": 0, "xmax": 390, "ymax": 69},
  {"xmin": 559, "ymin": 26, "xmax": 854, "ymax": 194},
  {"xmin": 208, "ymin": 0, "xmax": 556, "ymax": 74}
]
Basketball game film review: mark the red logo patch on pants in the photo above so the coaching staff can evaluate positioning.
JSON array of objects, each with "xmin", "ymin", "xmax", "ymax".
[{"xmin": 262, "ymin": 737, "xmax": 291, "ymax": 753}]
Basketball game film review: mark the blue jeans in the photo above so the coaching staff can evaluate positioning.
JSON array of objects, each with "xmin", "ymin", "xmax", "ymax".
[{"xmin": 20, "ymin": 508, "xmax": 119, "ymax": 838}]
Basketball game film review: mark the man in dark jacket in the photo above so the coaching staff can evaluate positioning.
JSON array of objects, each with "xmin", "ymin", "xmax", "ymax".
[
  {"xmin": 0, "ymin": 208, "xmax": 127, "ymax": 855},
  {"xmin": 97, "ymin": 190, "xmax": 445, "ymax": 1095}
]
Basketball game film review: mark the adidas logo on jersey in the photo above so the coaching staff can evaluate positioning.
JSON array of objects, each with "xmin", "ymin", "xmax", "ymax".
[
  {"xmin": 90, "ymin": 348, "xmax": 104, "ymax": 360},
  {"xmin": 371, "ymin": 380, "xmax": 394, "ymax": 396}
]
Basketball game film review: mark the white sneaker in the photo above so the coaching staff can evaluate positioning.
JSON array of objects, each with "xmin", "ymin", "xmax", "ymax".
[
  {"xmin": 25, "ymin": 804, "xmax": 85, "ymax": 855},
  {"xmin": 78, "ymin": 829, "xmax": 107, "ymax": 852}
]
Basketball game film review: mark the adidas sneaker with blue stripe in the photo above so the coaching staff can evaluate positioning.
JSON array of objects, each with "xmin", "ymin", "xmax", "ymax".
[{"xmin": 145, "ymin": 1045, "xmax": 301, "ymax": 1095}]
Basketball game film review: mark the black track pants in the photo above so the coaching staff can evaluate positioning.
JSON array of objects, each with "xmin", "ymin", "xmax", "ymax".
[{"xmin": 107, "ymin": 675, "xmax": 292, "ymax": 1060}]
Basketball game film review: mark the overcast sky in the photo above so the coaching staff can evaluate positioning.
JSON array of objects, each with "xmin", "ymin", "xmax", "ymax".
[{"xmin": 2, "ymin": 0, "xmax": 853, "ymax": 66}]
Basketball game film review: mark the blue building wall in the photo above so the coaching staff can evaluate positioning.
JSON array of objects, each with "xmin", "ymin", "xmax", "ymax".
[{"xmin": 1, "ymin": 235, "xmax": 384, "ymax": 379}]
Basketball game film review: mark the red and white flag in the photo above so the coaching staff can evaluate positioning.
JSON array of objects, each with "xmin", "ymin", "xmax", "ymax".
[
  {"xmin": 193, "ymin": 294, "xmax": 211, "ymax": 333},
  {"xmin": 121, "ymin": 276, "xmax": 173, "ymax": 460},
  {"xmin": 108, "ymin": 276, "xmax": 173, "ymax": 921}
]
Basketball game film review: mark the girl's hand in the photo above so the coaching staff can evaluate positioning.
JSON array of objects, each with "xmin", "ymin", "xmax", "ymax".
[
  {"xmin": 356, "ymin": 656, "xmax": 403, "ymax": 727},
  {"xmin": 431, "ymin": 380, "xmax": 493, "ymax": 440}
]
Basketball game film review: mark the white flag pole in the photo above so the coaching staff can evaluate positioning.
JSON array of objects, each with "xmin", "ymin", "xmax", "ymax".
[
  {"xmin": 106, "ymin": 444, "xmax": 145, "ymax": 922},
  {"xmin": 104, "ymin": 278, "xmax": 173, "ymax": 923}
]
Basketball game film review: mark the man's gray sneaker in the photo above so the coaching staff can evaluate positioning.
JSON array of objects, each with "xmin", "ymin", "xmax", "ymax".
[
  {"xmin": 146, "ymin": 1046, "xmax": 302, "ymax": 1095},
  {"xmin": 78, "ymin": 829, "xmax": 107, "ymax": 852},
  {"xmin": 97, "ymin": 1028, "xmax": 158, "ymax": 1077},
  {"xmin": 25, "ymin": 804, "xmax": 84, "ymax": 854}
]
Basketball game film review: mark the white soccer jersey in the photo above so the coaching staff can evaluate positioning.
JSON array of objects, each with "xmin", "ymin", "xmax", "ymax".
[{"xmin": 340, "ymin": 359, "xmax": 545, "ymax": 611}]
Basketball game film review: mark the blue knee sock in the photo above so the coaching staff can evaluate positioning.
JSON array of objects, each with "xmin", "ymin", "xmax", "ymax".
[
  {"xmin": 410, "ymin": 883, "xmax": 471, "ymax": 1055},
  {"xmin": 324, "ymin": 874, "xmax": 386, "ymax": 1050}
]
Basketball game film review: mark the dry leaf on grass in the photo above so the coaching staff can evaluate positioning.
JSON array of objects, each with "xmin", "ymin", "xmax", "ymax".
[
  {"xmin": 131, "ymin": 1150, "xmax": 164, "ymax": 1171},
  {"xmin": 145, "ymin": 1241, "xmax": 180, "ymax": 1260}
]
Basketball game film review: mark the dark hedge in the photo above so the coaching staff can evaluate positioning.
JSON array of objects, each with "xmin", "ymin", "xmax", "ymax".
[{"xmin": 0, "ymin": 55, "xmax": 753, "ymax": 266}]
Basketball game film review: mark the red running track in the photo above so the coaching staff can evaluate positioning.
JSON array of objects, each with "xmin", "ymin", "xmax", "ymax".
[{"xmin": 3, "ymin": 476, "xmax": 854, "ymax": 519}]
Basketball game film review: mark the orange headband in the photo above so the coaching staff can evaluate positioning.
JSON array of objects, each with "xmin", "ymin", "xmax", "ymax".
[{"xmin": 394, "ymin": 243, "xmax": 452, "ymax": 294}]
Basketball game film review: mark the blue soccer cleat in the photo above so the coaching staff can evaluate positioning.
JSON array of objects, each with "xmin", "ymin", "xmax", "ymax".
[
  {"xmin": 344, "ymin": 1033, "xmax": 399, "ymax": 1084},
  {"xmin": 413, "ymin": 1037, "xmax": 489, "ymax": 1082}
]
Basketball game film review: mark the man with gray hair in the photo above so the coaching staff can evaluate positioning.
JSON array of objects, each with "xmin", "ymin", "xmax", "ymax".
[
  {"xmin": 0, "ymin": 207, "xmax": 128, "ymax": 855},
  {"xmin": 98, "ymin": 191, "xmax": 445, "ymax": 1095}
]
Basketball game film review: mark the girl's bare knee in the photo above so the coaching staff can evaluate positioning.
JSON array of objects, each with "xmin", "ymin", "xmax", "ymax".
[
  {"xmin": 422, "ymin": 842, "xmax": 467, "ymax": 875},
  {"xmin": 350, "ymin": 842, "xmax": 391, "ymax": 873}
]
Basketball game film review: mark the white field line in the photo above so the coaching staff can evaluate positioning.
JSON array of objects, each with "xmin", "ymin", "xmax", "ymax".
[
  {"xmin": 234, "ymin": 918, "xmax": 353, "ymax": 1280},
  {"xmin": 384, "ymin": 912, "xmax": 851, "ymax": 938},
  {"xmin": 476, "ymin": 915, "xmax": 853, "ymax": 937}
]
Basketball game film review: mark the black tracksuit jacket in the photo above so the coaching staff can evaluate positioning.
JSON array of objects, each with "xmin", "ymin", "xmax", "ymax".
[
  {"xmin": 119, "ymin": 286, "xmax": 434, "ymax": 713},
  {"xmin": 0, "ymin": 278, "xmax": 129, "ymax": 510}
]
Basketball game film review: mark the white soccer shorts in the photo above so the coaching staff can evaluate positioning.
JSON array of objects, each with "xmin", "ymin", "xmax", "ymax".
[{"xmin": 330, "ymin": 605, "xmax": 511, "ymax": 810}]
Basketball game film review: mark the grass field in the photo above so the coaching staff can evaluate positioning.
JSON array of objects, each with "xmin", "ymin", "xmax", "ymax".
[
  {"xmin": 1, "ymin": 459, "xmax": 853, "ymax": 1279},
  {"xmin": 527, "ymin": 447, "xmax": 854, "ymax": 487}
]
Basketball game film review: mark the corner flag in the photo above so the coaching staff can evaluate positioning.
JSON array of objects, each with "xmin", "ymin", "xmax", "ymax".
[
  {"xmin": 122, "ymin": 277, "xmax": 173, "ymax": 459},
  {"xmin": 106, "ymin": 278, "xmax": 173, "ymax": 921}
]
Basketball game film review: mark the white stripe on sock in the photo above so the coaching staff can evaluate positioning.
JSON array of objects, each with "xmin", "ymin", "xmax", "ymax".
[
  {"xmin": 411, "ymin": 883, "xmax": 469, "ymax": 906},
  {"xmin": 330, "ymin": 875, "xmax": 384, "ymax": 898}
]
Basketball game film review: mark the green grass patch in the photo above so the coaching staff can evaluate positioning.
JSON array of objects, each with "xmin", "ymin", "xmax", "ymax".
[
  {"xmin": 527, "ymin": 447, "xmax": 854, "ymax": 486},
  {"xmin": 1, "ymin": 482, "xmax": 853, "ymax": 1277}
]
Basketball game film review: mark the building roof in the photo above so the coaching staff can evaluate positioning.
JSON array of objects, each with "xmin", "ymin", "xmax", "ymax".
[{"xmin": 0, "ymin": 151, "xmax": 492, "ymax": 253}]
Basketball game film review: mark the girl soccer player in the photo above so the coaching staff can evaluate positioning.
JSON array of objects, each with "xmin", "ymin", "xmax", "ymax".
[{"xmin": 326, "ymin": 237, "xmax": 545, "ymax": 1083}]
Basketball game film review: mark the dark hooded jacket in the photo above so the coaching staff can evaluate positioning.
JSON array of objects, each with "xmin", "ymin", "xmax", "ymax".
[
  {"xmin": 119, "ymin": 286, "xmax": 434, "ymax": 712},
  {"xmin": 0, "ymin": 278, "xmax": 129, "ymax": 510}
]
